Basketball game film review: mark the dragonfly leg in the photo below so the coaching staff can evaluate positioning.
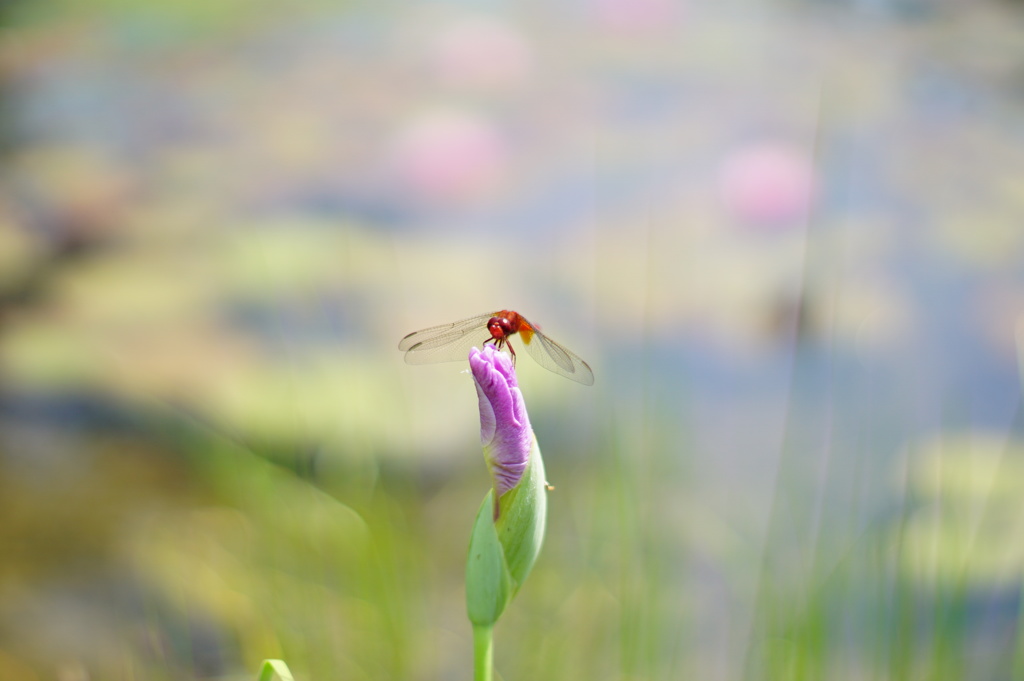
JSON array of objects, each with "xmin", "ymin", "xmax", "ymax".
[{"xmin": 485, "ymin": 335, "xmax": 516, "ymax": 366}]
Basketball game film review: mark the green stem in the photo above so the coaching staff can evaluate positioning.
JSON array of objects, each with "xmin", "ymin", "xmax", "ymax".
[{"xmin": 473, "ymin": 624, "xmax": 494, "ymax": 681}]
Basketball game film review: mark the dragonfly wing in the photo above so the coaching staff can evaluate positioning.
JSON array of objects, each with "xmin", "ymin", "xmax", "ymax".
[
  {"xmin": 521, "ymin": 327, "xmax": 595, "ymax": 385},
  {"xmin": 399, "ymin": 312, "xmax": 497, "ymax": 364},
  {"xmin": 403, "ymin": 330, "xmax": 496, "ymax": 365},
  {"xmin": 398, "ymin": 312, "xmax": 495, "ymax": 351}
]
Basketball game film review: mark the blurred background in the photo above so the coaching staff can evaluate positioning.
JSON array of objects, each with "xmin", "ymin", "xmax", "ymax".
[{"xmin": 2, "ymin": 0, "xmax": 1024, "ymax": 679}]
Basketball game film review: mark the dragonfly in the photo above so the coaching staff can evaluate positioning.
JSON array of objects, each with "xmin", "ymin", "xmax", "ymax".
[{"xmin": 398, "ymin": 310, "xmax": 595, "ymax": 385}]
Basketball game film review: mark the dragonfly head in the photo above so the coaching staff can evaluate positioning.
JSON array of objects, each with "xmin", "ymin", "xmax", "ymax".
[{"xmin": 487, "ymin": 314, "xmax": 515, "ymax": 341}]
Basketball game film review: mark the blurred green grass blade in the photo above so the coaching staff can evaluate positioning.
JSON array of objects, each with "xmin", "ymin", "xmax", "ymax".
[{"xmin": 257, "ymin": 659, "xmax": 295, "ymax": 681}]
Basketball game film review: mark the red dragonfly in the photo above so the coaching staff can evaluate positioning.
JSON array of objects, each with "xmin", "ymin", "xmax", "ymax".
[{"xmin": 399, "ymin": 310, "xmax": 594, "ymax": 385}]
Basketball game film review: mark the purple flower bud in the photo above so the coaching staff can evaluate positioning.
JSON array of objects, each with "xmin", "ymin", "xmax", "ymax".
[{"xmin": 469, "ymin": 345, "xmax": 533, "ymax": 498}]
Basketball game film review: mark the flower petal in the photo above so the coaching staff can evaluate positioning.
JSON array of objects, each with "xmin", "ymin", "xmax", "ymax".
[{"xmin": 469, "ymin": 345, "xmax": 533, "ymax": 497}]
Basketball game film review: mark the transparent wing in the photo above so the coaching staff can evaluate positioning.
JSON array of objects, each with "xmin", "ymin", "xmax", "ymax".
[
  {"xmin": 398, "ymin": 311, "xmax": 498, "ymax": 364},
  {"xmin": 520, "ymin": 323, "xmax": 595, "ymax": 386}
]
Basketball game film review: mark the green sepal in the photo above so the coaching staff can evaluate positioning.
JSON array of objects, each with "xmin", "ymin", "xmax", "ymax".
[
  {"xmin": 494, "ymin": 438, "xmax": 547, "ymax": 594},
  {"xmin": 466, "ymin": 438, "xmax": 548, "ymax": 626},
  {"xmin": 466, "ymin": 489, "xmax": 513, "ymax": 626}
]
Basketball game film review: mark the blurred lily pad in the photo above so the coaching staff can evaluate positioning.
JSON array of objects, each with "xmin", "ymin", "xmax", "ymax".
[
  {"xmin": 937, "ymin": 211, "xmax": 1024, "ymax": 268},
  {"xmin": 0, "ymin": 315, "xmax": 108, "ymax": 387},
  {"xmin": 0, "ymin": 213, "xmax": 43, "ymax": 291},
  {"xmin": 896, "ymin": 431, "xmax": 1024, "ymax": 587},
  {"xmin": 198, "ymin": 350, "xmax": 457, "ymax": 459},
  {"xmin": 216, "ymin": 220, "xmax": 397, "ymax": 302},
  {"xmin": 47, "ymin": 251, "xmax": 219, "ymax": 326}
]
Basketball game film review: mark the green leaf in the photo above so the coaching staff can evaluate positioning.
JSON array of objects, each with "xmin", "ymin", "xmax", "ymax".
[
  {"xmin": 494, "ymin": 439, "xmax": 548, "ymax": 593},
  {"xmin": 257, "ymin": 659, "xmax": 295, "ymax": 681},
  {"xmin": 466, "ymin": 489, "xmax": 513, "ymax": 626}
]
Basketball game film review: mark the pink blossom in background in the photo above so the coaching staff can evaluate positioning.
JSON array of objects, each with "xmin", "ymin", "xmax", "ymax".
[
  {"xmin": 431, "ymin": 17, "xmax": 533, "ymax": 89},
  {"xmin": 388, "ymin": 110, "xmax": 508, "ymax": 203},
  {"xmin": 718, "ymin": 142, "xmax": 815, "ymax": 229}
]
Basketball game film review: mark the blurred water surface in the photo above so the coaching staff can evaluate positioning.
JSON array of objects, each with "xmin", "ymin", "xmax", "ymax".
[{"xmin": 2, "ymin": 0, "xmax": 1024, "ymax": 679}]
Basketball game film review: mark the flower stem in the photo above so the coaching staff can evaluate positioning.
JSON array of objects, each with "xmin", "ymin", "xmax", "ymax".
[{"xmin": 473, "ymin": 624, "xmax": 494, "ymax": 681}]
